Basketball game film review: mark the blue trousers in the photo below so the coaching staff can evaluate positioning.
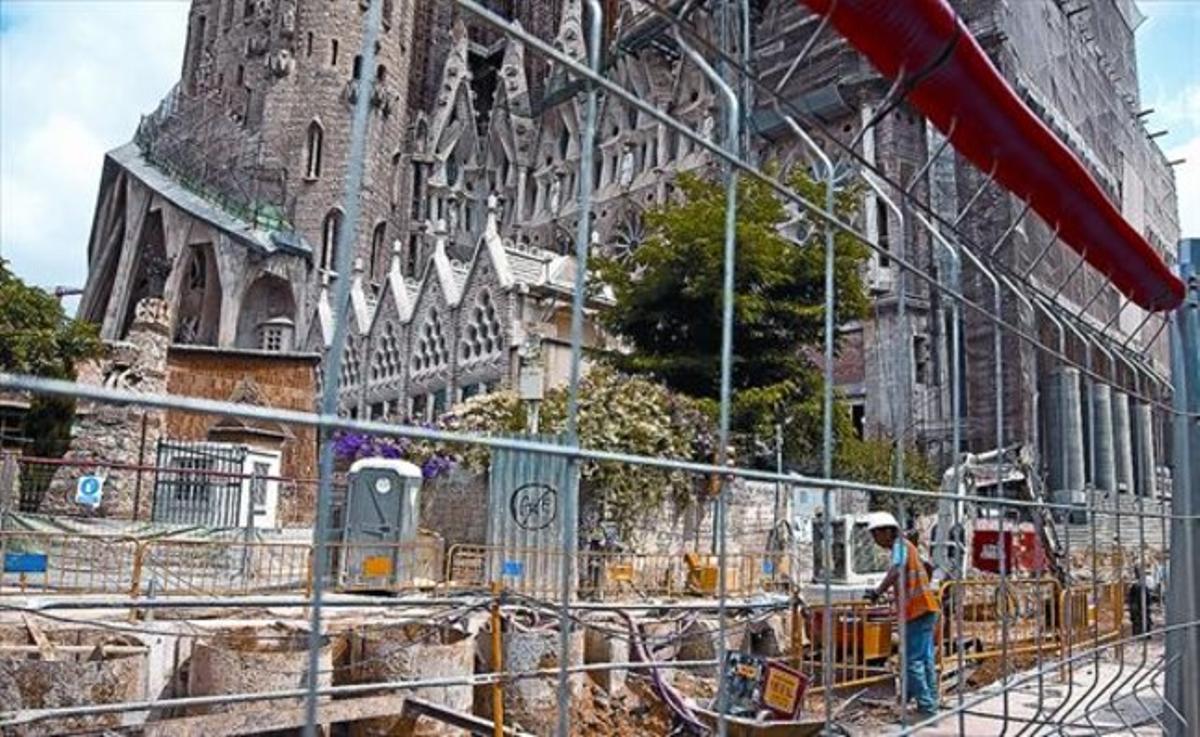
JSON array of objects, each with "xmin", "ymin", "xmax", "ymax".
[{"xmin": 903, "ymin": 611, "xmax": 939, "ymax": 713}]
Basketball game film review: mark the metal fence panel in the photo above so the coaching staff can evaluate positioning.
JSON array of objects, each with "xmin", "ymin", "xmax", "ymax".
[{"xmin": 486, "ymin": 435, "xmax": 576, "ymax": 598}]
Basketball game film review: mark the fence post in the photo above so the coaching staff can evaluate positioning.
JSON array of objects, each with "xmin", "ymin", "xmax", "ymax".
[
  {"xmin": 0, "ymin": 451, "xmax": 17, "ymax": 574},
  {"xmin": 303, "ymin": 546, "xmax": 315, "ymax": 601},
  {"xmin": 1165, "ymin": 238, "xmax": 1200, "ymax": 737},
  {"xmin": 490, "ymin": 581, "xmax": 505, "ymax": 737},
  {"xmin": 129, "ymin": 541, "xmax": 145, "ymax": 599}
]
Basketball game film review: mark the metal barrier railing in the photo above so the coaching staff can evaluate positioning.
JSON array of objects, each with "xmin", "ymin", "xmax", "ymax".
[
  {"xmin": 0, "ymin": 530, "xmax": 141, "ymax": 595},
  {"xmin": 444, "ymin": 543, "xmax": 793, "ymax": 599},
  {"xmin": 938, "ymin": 578, "xmax": 1065, "ymax": 665},
  {"xmin": 1, "ymin": 532, "xmax": 447, "ymax": 598},
  {"xmin": 138, "ymin": 537, "xmax": 313, "ymax": 596},
  {"xmin": 799, "ymin": 599, "xmax": 896, "ymax": 692}
]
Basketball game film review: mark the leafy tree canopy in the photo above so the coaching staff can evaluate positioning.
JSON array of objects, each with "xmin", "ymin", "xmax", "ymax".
[
  {"xmin": 0, "ymin": 259, "xmax": 102, "ymax": 456},
  {"xmin": 595, "ymin": 167, "xmax": 871, "ymax": 469},
  {"xmin": 0, "ymin": 260, "xmax": 100, "ymax": 378}
]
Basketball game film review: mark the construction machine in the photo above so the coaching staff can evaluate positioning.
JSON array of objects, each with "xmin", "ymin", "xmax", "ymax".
[
  {"xmin": 790, "ymin": 446, "xmax": 1067, "ymax": 676},
  {"xmin": 929, "ymin": 445, "xmax": 1067, "ymax": 587}
]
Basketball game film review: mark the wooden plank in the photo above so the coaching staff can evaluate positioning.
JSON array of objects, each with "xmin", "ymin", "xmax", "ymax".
[{"xmin": 21, "ymin": 614, "xmax": 57, "ymax": 661}]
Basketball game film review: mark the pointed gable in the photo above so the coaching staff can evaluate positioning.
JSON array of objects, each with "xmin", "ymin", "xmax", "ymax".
[
  {"xmin": 464, "ymin": 194, "xmax": 515, "ymax": 291},
  {"xmin": 379, "ymin": 239, "xmax": 414, "ymax": 325},
  {"xmin": 304, "ymin": 281, "xmax": 334, "ymax": 351},
  {"xmin": 428, "ymin": 20, "xmax": 479, "ymax": 166}
]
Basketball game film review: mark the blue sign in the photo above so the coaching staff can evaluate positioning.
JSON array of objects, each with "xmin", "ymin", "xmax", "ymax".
[
  {"xmin": 762, "ymin": 560, "xmax": 775, "ymax": 575},
  {"xmin": 4, "ymin": 552, "xmax": 48, "ymax": 574},
  {"xmin": 75, "ymin": 475, "xmax": 104, "ymax": 507},
  {"xmin": 502, "ymin": 560, "xmax": 524, "ymax": 577}
]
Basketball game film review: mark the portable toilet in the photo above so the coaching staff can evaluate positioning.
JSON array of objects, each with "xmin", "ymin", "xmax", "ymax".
[{"xmin": 339, "ymin": 458, "xmax": 423, "ymax": 590}]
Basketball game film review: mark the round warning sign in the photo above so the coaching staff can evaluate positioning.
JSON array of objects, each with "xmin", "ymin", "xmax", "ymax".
[{"xmin": 75, "ymin": 475, "xmax": 104, "ymax": 508}]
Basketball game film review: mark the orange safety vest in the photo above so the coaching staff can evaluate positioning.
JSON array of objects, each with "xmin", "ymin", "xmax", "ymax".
[{"xmin": 899, "ymin": 539, "xmax": 940, "ymax": 622}]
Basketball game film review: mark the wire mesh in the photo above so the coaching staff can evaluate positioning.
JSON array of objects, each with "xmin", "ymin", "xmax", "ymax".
[{"xmin": 0, "ymin": 1, "xmax": 1197, "ymax": 736}]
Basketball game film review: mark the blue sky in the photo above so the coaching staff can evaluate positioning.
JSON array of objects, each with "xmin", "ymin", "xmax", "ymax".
[{"xmin": 0, "ymin": 0, "xmax": 1197, "ymax": 294}]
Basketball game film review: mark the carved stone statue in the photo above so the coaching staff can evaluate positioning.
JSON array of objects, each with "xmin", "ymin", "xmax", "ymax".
[
  {"xmin": 520, "ymin": 331, "xmax": 543, "ymax": 368},
  {"xmin": 548, "ymin": 175, "xmax": 562, "ymax": 213},
  {"xmin": 279, "ymin": 0, "xmax": 297, "ymax": 37},
  {"xmin": 619, "ymin": 144, "xmax": 636, "ymax": 187},
  {"xmin": 268, "ymin": 49, "xmax": 294, "ymax": 79}
]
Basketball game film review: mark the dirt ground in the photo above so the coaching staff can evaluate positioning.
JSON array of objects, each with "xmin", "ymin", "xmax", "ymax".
[{"xmin": 572, "ymin": 678, "xmax": 674, "ymax": 737}]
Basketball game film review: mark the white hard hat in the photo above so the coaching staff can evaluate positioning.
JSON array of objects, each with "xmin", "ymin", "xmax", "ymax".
[{"xmin": 865, "ymin": 512, "xmax": 900, "ymax": 532}]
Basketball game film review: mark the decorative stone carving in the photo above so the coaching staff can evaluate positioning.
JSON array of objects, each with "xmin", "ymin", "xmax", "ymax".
[
  {"xmin": 278, "ymin": 0, "xmax": 297, "ymax": 38},
  {"xmin": 619, "ymin": 144, "xmax": 636, "ymax": 187},
  {"xmin": 371, "ymin": 81, "xmax": 398, "ymax": 115},
  {"xmin": 248, "ymin": 33, "xmax": 271, "ymax": 58},
  {"xmin": 255, "ymin": 0, "xmax": 273, "ymax": 23},
  {"xmin": 548, "ymin": 175, "xmax": 562, "ymax": 212},
  {"xmin": 269, "ymin": 49, "xmax": 294, "ymax": 79}
]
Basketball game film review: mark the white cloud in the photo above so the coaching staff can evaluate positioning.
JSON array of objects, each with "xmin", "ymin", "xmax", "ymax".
[
  {"xmin": 1150, "ymin": 83, "xmax": 1200, "ymax": 138},
  {"xmin": 1168, "ymin": 134, "xmax": 1200, "ymax": 239},
  {"xmin": 0, "ymin": 1, "xmax": 188, "ymax": 291}
]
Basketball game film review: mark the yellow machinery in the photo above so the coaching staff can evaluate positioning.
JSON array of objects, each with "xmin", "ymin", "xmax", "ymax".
[{"xmin": 685, "ymin": 552, "xmax": 720, "ymax": 595}]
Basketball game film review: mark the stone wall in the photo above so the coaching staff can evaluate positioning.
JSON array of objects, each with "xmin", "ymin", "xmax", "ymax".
[
  {"xmin": 165, "ymin": 345, "xmax": 320, "ymax": 524},
  {"xmin": 42, "ymin": 299, "xmax": 172, "ymax": 520},
  {"xmin": 583, "ymin": 479, "xmax": 784, "ymax": 557},
  {"xmin": 418, "ymin": 469, "xmax": 489, "ymax": 550}
]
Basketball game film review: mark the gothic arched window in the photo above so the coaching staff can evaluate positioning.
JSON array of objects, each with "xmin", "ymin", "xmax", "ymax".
[
  {"xmin": 460, "ymin": 290, "xmax": 502, "ymax": 363},
  {"xmin": 305, "ymin": 121, "xmax": 323, "ymax": 179},
  {"xmin": 370, "ymin": 222, "xmax": 387, "ymax": 279},
  {"xmin": 412, "ymin": 308, "xmax": 450, "ymax": 374},
  {"xmin": 321, "ymin": 209, "xmax": 343, "ymax": 273}
]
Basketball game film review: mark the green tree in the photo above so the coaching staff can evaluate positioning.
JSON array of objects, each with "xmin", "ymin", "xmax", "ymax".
[
  {"xmin": 0, "ymin": 260, "xmax": 101, "ymax": 455},
  {"xmin": 836, "ymin": 434, "xmax": 941, "ymax": 515},
  {"xmin": 595, "ymin": 168, "xmax": 870, "ymax": 469}
]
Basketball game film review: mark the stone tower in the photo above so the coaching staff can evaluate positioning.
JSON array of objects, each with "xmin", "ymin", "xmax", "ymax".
[
  {"xmin": 164, "ymin": 0, "xmax": 414, "ymax": 280},
  {"xmin": 79, "ymin": 0, "xmax": 421, "ymax": 352}
]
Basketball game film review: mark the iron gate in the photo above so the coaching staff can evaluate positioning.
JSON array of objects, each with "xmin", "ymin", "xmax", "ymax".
[{"xmin": 152, "ymin": 441, "xmax": 246, "ymax": 527}]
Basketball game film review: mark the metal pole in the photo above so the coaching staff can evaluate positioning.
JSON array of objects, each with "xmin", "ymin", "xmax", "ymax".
[
  {"xmin": 302, "ymin": 0, "xmax": 383, "ymax": 733},
  {"xmin": 491, "ymin": 582, "xmax": 505, "ymax": 737},
  {"xmin": 1165, "ymin": 240, "xmax": 1200, "ymax": 736},
  {"xmin": 132, "ymin": 412, "xmax": 147, "ymax": 522},
  {"xmin": 774, "ymin": 422, "xmax": 783, "ymax": 530},
  {"xmin": 673, "ymin": 20, "xmax": 739, "ymax": 736},
  {"xmin": 555, "ymin": 2, "xmax": 601, "ymax": 734}
]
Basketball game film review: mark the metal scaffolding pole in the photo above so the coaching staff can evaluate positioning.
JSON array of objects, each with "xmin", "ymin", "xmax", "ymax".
[{"xmin": 1165, "ymin": 238, "xmax": 1200, "ymax": 737}]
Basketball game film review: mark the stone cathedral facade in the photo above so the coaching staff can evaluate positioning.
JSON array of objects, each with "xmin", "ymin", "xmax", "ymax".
[{"xmin": 77, "ymin": 0, "xmax": 1179, "ymax": 488}]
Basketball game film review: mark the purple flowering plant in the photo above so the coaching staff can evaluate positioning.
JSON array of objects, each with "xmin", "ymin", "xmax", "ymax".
[{"xmin": 331, "ymin": 429, "xmax": 455, "ymax": 479}]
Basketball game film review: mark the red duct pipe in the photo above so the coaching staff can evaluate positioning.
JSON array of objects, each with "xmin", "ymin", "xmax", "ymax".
[{"xmin": 796, "ymin": 0, "xmax": 1185, "ymax": 312}]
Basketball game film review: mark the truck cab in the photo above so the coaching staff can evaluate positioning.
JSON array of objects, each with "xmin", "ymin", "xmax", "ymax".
[{"xmin": 799, "ymin": 513, "xmax": 892, "ymax": 603}]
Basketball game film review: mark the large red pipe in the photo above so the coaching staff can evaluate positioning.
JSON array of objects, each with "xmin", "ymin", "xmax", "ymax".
[{"xmin": 797, "ymin": 0, "xmax": 1185, "ymax": 311}]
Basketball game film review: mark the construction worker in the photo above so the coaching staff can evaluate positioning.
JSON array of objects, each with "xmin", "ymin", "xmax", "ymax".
[
  {"xmin": 1127, "ymin": 564, "xmax": 1154, "ymax": 636},
  {"xmin": 864, "ymin": 512, "xmax": 941, "ymax": 717}
]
